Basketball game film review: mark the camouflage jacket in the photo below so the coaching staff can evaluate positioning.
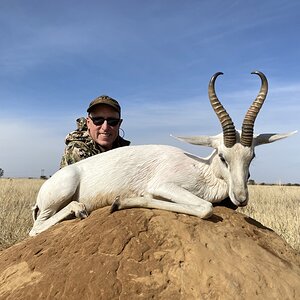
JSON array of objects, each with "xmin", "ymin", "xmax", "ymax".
[{"xmin": 60, "ymin": 117, "xmax": 131, "ymax": 168}]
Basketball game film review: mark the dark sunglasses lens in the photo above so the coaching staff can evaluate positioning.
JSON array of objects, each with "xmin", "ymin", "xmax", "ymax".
[
  {"xmin": 107, "ymin": 119, "xmax": 120, "ymax": 126},
  {"xmin": 91, "ymin": 117, "xmax": 119, "ymax": 126},
  {"xmin": 92, "ymin": 117, "xmax": 105, "ymax": 126}
]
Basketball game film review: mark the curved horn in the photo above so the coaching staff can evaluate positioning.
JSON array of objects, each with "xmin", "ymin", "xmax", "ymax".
[
  {"xmin": 208, "ymin": 72, "xmax": 236, "ymax": 148},
  {"xmin": 241, "ymin": 71, "xmax": 268, "ymax": 147}
]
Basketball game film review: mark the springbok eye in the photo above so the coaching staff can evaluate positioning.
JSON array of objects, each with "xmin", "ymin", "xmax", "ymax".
[{"xmin": 219, "ymin": 154, "xmax": 228, "ymax": 167}]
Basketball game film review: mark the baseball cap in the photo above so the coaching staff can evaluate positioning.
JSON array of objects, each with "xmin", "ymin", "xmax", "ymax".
[{"xmin": 87, "ymin": 95, "xmax": 121, "ymax": 114}]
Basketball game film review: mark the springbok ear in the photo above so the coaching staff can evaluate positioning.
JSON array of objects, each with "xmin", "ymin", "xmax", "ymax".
[
  {"xmin": 170, "ymin": 134, "xmax": 221, "ymax": 148},
  {"xmin": 254, "ymin": 131, "xmax": 297, "ymax": 146}
]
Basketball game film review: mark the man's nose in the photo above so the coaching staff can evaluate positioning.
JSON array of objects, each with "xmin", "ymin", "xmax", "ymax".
[{"xmin": 101, "ymin": 120, "xmax": 109, "ymax": 129}]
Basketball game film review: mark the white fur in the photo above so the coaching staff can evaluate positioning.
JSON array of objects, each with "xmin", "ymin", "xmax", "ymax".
[{"xmin": 29, "ymin": 130, "xmax": 296, "ymax": 236}]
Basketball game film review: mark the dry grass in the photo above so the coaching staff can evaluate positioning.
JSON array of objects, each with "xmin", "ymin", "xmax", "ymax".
[
  {"xmin": 0, "ymin": 178, "xmax": 44, "ymax": 250},
  {"xmin": 238, "ymin": 185, "xmax": 300, "ymax": 252},
  {"xmin": 0, "ymin": 179, "xmax": 299, "ymax": 252}
]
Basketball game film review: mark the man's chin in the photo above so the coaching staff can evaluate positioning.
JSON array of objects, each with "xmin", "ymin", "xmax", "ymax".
[{"xmin": 97, "ymin": 140, "xmax": 113, "ymax": 150}]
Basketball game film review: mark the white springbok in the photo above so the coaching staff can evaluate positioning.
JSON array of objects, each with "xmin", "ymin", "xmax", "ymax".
[{"xmin": 29, "ymin": 71, "xmax": 296, "ymax": 236}]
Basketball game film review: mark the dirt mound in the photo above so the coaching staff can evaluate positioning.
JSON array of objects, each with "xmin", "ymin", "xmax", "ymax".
[{"xmin": 0, "ymin": 207, "xmax": 299, "ymax": 299}]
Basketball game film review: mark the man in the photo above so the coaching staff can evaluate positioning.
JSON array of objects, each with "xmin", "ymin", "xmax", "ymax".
[{"xmin": 60, "ymin": 95, "xmax": 130, "ymax": 168}]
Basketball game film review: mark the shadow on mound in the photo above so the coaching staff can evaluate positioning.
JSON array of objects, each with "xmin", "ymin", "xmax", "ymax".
[{"xmin": 213, "ymin": 197, "xmax": 238, "ymax": 210}]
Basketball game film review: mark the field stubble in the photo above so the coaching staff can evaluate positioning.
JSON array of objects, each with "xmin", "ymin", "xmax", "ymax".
[
  {"xmin": 238, "ymin": 185, "xmax": 300, "ymax": 252},
  {"xmin": 0, "ymin": 179, "xmax": 299, "ymax": 252}
]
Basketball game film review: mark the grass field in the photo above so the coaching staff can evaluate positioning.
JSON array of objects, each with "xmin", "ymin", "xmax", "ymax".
[
  {"xmin": 0, "ymin": 178, "xmax": 299, "ymax": 252},
  {"xmin": 238, "ymin": 185, "xmax": 300, "ymax": 252},
  {"xmin": 0, "ymin": 178, "xmax": 44, "ymax": 250}
]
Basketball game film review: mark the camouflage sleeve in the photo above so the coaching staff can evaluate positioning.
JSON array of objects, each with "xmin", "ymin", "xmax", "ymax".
[{"xmin": 59, "ymin": 141, "xmax": 92, "ymax": 169}]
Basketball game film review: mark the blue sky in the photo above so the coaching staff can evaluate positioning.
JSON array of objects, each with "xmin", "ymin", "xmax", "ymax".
[{"xmin": 0, "ymin": 0, "xmax": 299, "ymax": 183}]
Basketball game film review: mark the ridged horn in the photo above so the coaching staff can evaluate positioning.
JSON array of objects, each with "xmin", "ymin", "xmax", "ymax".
[
  {"xmin": 241, "ymin": 71, "xmax": 268, "ymax": 147},
  {"xmin": 208, "ymin": 72, "xmax": 236, "ymax": 148}
]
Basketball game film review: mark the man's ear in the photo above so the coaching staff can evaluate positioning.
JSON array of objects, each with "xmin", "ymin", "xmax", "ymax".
[{"xmin": 86, "ymin": 116, "xmax": 93, "ymax": 130}]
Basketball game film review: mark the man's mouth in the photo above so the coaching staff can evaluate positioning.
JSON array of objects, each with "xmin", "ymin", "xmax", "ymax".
[{"xmin": 100, "ymin": 132, "xmax": 111, "ymax": 137}]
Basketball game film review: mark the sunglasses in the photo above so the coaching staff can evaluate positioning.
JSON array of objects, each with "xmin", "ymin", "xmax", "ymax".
[{"xmin": 89, "ymin": 116, "xmax": 121, "ymax": 127}]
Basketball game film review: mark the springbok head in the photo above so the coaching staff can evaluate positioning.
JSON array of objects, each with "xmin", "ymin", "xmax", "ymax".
[{"xmin": 175, "ymin": 71, "xmax": 296, "ymax": 207}]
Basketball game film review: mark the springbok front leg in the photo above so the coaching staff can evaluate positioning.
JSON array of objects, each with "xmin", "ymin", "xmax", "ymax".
[{"xmin": 29, "ymin": 202, "xmax": 88, "ymax": 236}]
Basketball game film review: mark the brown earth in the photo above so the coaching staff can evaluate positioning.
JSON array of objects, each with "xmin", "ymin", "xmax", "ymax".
[{"xmin": 0, "ymin": 207, "xmax": 299, "ymax": 300}]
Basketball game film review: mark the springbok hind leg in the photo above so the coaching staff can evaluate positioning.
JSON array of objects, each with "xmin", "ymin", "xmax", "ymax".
[
  {"xmin": 29, "ymin": 202, "xmax": 88, "ymax": 236},
  {"xmin": 111, "ymin": 196, "xmax": 213, "ymax": 219},
  {"xmin": 150, "ymin": 183, "xmax": 213, "ymax": 218}
]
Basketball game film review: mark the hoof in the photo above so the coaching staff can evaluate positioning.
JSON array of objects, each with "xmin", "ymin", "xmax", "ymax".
[
  {"xmin": 110, "ymin": 196, "xmax": 121, "ymax": 213},
  {"xmin": 78, "ymin": 210, "xmax": 89, "ymax": 219},
  {"xmin": 73, "ymin": 202, "xmax": 89, "ymax": 219}
]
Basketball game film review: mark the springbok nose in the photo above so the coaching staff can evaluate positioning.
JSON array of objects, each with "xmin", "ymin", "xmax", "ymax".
[
  {"xmin": 233, "ymin": 191, "xmax": 248, "ymax": 206},
  {"xmin": 239, "ymin": 199, "xmax": 248, "ymax": 207}
]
